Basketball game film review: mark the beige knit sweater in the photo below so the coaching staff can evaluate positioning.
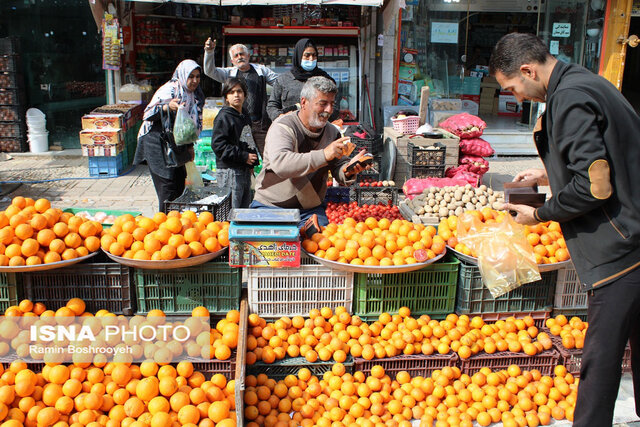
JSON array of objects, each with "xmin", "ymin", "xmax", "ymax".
[{"xmin": 253, "ymin": 112, "xmax": 351, "ymax": 209}]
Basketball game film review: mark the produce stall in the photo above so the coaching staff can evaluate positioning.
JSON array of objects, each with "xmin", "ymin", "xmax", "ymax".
[{"xmin": 0, "ymin": 112, "xmax": 614, "ymax": 427}]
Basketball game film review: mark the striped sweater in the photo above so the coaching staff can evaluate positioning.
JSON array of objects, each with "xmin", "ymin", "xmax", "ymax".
[{"xmin": 253, "ymin": 112, "xmax": 350, "ymax": 210}]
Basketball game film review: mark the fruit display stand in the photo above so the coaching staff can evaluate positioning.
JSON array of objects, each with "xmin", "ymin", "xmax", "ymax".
[
  {"xmin": 248, "ymin": 356, "xmax": 355, "ymax": 381},
  {"xmin": 134, "ymin": 257, "xmax": 242, "ymax": 316},
  {"xmin": 247, "ymin": 256, "xmax": 354, "ymax": 318},
  {"xmin": 354, "ymin": 353, "xmax": 458, "ymax": 378},
  {"xmin": 459, "ymin": 349, "xmax": 561, "ymax": 376},
  {"xmin": 352, "ymin": 254, "xmax": 459, "ymax": 321}
]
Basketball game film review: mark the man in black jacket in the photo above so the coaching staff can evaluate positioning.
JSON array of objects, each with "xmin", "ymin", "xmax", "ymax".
[{"xmin": 490, "ymin": 33, "xmax": 640, "ymax": 426}]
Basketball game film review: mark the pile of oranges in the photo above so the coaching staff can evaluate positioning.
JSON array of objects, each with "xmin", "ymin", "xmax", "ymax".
[
  {"xmin": 0, "ymin": 359, "xmax": 237, "ymax": 427},
  {"xmin": 245, "ymin": 364, "xmax": 578, "ymax": 427},
  {"xmin": 101, "ymin": 212, "xmax": 229, "ymax": 261},
  {"xmin": 545, "ymin": 315, "xmax": 587, "ymax": 350},
  {"xmin": 246, "ymin": 307, "xmax": 556, "ymax": 365},
  {"xmin": 436, "ymin": 209, "xmax": 570, "ymax": 264},
  {"xmin": 302, "ymin": 218, "xmax": 446, "ymax": 267},
  {"xmin": 0, "ymin": 196, "xmax": 103, "ymax": 266}
]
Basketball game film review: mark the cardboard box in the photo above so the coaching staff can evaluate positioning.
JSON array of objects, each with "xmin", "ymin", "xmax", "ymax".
[
  {"xmin": 498, "ymin": 92, "xmax": 522, "ymax": 116},
  {"xmin": 82, "ymin": 114, "xmax": 124, "ymax": 131},
  {"xmin": 81, "ymin": 142, "xmax": 125, "ymax": 157},
  {"xmin": 90, "ymin": 104, "xmax": 144, "ymax": 131},
  {"xmin": 461, "ymin": 95, "xmax": 480, "ymax": 115},
  {"xmin": 79, "ymin": 129, "xmax": 124, "ymax": 146},
  {"xmin": 117, "ymin": 89, "xmax": 153, "ymax": 104},
  {"xmin": 229, "ymin": 240, "xmax": 301, "ymax": 268}
]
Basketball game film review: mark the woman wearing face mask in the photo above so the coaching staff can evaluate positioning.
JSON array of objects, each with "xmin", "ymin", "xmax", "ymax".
[
  {"xmin": 266, "ymin": 38, "xmax": 338, "ymax": 122},
  {"xmin": 135, "ymin": 59, "xmax": 204, "ymax": 211},
  {"xmin": 211, "ymin": 78, "xmax": 260, "ymax": 208}
]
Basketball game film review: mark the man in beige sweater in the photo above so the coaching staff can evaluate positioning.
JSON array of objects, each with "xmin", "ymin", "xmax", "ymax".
[{"xmin": 250, "ymin": 76, "xmax": 367, "ymax": 230}]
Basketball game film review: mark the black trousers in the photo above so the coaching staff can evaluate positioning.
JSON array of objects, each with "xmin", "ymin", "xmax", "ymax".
[
  {"xmin": 573, "ymin": 266, "xmax": 640, "ymax": 426},
  {"xmin": 149, "ymin": 166, "xmax": 186, "ymax": 212}
]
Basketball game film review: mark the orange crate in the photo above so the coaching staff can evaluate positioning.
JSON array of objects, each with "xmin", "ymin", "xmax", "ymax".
[
  {"xmin": 459, "ymin": 350, "xmax": 560, "ymax": 376},
  {"xmin": 354, "ymin": 353, "xmax": 458, "ymax": 378}
]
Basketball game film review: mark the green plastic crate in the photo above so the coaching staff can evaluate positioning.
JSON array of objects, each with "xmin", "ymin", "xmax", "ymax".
[
  {"xmin": 455, "ymin": 260, "xmax": 556, "ymax": 314},
  {"xmin": 0, "ymin": 273, "xmax": 18, "ymax": 311},
  {"xmin": 134, "ymin": 262, "xmax": 241, "ymax": 315},
  {"xmin": 353, "ymin": 255, "xmax": 459, "ymax": 321}
]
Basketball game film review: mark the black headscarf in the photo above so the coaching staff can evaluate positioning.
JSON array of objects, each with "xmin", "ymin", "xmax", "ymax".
[{"xmin": 290, "ymin": 38, "xmax": 335, "ymax": 83}]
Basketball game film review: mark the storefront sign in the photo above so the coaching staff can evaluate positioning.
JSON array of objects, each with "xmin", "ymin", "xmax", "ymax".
[
  {"xmin": 552, "ymin": 23, "xmax": 571, "ymax": 38},
  {"xmin": 431, "ymin": 21, "xmax": 459, "ymax": 44}
]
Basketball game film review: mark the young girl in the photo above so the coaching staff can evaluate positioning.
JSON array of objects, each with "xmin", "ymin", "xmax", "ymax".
[{"xmin": 211, "ymin": 78, "xmax": 259, "ymax": 208}]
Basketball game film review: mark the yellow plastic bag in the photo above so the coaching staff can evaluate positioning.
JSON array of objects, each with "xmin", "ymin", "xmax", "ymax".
[
  {"xmin": 457, "ymin": 212, "xmax": 541, "ymax": 298},
  {"xmin": 184, "ymin": 161, "xmax": 204, "ymax": 190}
]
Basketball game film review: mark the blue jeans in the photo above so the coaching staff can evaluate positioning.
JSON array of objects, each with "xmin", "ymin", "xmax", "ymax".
[
  {"xmin": 217, "ymin": 168, "xmax": 252, "ymax": 209},
  {"xmin": 249, "ymin": 200, "xmax": 328, "ymax": 229}
]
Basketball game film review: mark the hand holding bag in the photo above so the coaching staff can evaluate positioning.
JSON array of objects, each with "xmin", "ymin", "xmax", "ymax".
[{"xmin": 160, "ymin": 106, "xmax": 191, "ymax": 168}]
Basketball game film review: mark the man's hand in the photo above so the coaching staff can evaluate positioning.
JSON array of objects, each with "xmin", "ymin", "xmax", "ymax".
[
  {"xmin": 324, "ymin": 136, "xmax": 351, "ymax": 162},
  {"xmin": 247, "ymin": 153, "xmax": 258, "ymax": 165},
  {"xmin": 513, "ymin": 168, "xmax": 549, "ymax": 186},
  {"xmin": 204, "ymin": 37, "xmax": 216, "ymax": 53},
  {"xmin": 499, "ymin": 203, "xmax": 539, "ymax": 225}
]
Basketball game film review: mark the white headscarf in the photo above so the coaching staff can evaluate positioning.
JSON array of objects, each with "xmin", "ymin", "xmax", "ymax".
[{"xmin": 140, "ymin": 59, "xmax": 204, "ymax": 138}]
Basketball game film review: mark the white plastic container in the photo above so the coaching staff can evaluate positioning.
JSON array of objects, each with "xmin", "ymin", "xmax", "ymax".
[
  {"xmin": 28, "ymin": 131, "xmax": 49, "ymax": 153},
  {"xmin": 26, "ymin": 108, "xmax": 47, "ymax": 133}
]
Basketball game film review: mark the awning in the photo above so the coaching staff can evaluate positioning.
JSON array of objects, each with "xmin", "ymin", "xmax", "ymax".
[{"xmin": 124, "ymin": 0, "xmax": 382, "ymax": 6}]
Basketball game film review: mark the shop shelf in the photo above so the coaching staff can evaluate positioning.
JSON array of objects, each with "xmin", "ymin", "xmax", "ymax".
[
  {"xmin": 21, "ymin": 263, "xmax": 134, "ymax": 315},
  {"xmin": 459, "ymin": 349, "xmax": 561, "ymax": 376},
  {"xmin": 0, "ymin": 55, "xmax": 18, "ymax": 73},
  {"xmin": 164, "ymin": 186, "xmax": 232, "ymax": 222},
  {"xmin": 353, "ymin": 256, "xmax": 459, "ymax": 321},
  {"xmin": 409, "ymin": 141, "xmax": 446, "ymax": 168},
  {"xmin": 247, "ymin": 258, "xmax": 354, "ymax": 318},
  {"xmin": 88, "ymin": 152, "xmax": 128, "ymax": 177},
  {"xmin": 457, "ymin": 310, "xmax": 551, "ymax": 329},
  {"xmin": 0, "ymin": 136, "xmax": 26, "ymax": 153},
  {"xmin": 0, "ymin": 105, "xmax": 20, "ymax": 122},
  {"xmin": 353, "ymin": 186, "xmax": 399, "ymax": 206},
  {"xmin": 134, "ymin": 261, "xmax": 241, "ymax": 315},
  {"xmin": 553, "ymin": 262, "xmax": 587, "ymax": 312},
  {"xmin": 455, "ymin": 260, "xmax": 556, "ymax": 314},
  {"xmin": 247, "ymin": 356, "xmax": 354, "ymax": 381},
  {"xmin": 0, "ymin": 273, "xmax": 19, "ymax": 312},
  {"xmin": 354, "ymin": 353, "xmax": 458, "ymax": 378},
  {"xmin": 324, "ymin": 186, "xmax": 351, "ymax": 204},
  {"xmin": 0, "ymin": 37, "xmax": 20, "ymax": 55},
  {"xmin": 410, "ymin": 165, "xmax": 446, "ymax": 179}
]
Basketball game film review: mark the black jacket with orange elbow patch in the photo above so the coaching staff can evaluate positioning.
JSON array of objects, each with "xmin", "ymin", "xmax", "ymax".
[{"xmin": 533, "ymin": 61, "xmax": 640, "ymax": 290}]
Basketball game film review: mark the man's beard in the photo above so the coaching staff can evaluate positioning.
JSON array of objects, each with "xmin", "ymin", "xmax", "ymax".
[{"xmin": 309, "ymin": 111, "xmax": 330, "ymax": 129}]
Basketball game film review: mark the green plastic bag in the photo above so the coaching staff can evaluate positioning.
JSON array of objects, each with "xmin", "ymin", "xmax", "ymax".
[{"xmin": 173, "ymin": 104, "xmax": 198, "ymax": 146}]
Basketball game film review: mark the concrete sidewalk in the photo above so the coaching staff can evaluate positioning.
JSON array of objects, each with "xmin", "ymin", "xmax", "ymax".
[{"xmin": 0, "ymin": 150, "xmax": 638, "ymax": 426}]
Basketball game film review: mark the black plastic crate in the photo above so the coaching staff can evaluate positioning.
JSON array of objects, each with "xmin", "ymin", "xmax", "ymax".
[
  {"xmin": 0, "ymin": 38, "xmax": 20, "ymax": 55},
  {"xmin": 0, "ymin": 136, "xmax": 26, "ymax": 152},
  {"xmin": 356, "ymin": 172, "xmax": 381, "ymax": 183},
  {"xmin": 0, "ymin": 73, "xmax": 19, "ymax": 90},
  {"xmin": 22, "ymin": 263, "xmax": 134, "ymax": 315},
  {"xmin": 0, "ymin": 122, "xmax": 24, "ymax": 137},
  {"xmin": 455, "ymin": 260, "xmax": 556, "ymax": 314},
  {"xmin": 248, "ymin": 356, "xmax": 354, "ymax": 381},
  {"xmin": 324, "ymin": 186, "xmax": 351, "ymax": 203},
  {"xmin": 346, "ymin": 123, "xmax": 382, "ymax": 155},
  {"xmin": 354, "ymin": 353, "xmax": 458, "ymax": 378},
  {"xmin": 410, "ymin": 165, "xmax": 446, "ymax": 179},
  {"xmin": 0, "ymin": 105, "xmax": 20, "ymax": 122},
  {"xmin": 0, "ymin": 273, "xmax": 19, "ymax": 312},
  {"xmin": 164, "ymin": 186, "xmax": 231, "ymax": 221},
  {"xmin": 0, "ymin": 55, "xmax": 18, "ymax": 73},
  {"xmin": 353, "ymin": 186, "xmax": 399, "ymax": 206},
  {"xmin": 459, "ymin": 349, "xmax": 560, "ymax": 376},
  {"xmin": 409, "ymin": 141, "xmax": 446, "ymax": 167}
]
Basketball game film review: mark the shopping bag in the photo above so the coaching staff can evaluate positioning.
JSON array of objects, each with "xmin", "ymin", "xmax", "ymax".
[
  {"xmin": 457, "ymin": 212, "xmax": 541, "ymax": 298},
  {"xmin": 185, "ymin": 161, "xmax": 204, "ymax": 190},
  {"xmin": 159, "ymin": 107, "xmax": 191, "ymax": 168},
  {"xmin": 173, "ymin": 104, "xmax": 199, "ymax": 146}
]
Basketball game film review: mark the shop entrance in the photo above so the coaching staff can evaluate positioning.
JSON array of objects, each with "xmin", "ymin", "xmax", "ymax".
[{"xmin": 621, "ymin": 15, "xmax": 640, "ymax": 113}]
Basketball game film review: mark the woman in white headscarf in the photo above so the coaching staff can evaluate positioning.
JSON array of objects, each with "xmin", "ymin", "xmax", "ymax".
[{"xmin": 135, "ymin": 59, "xmax": 205, "ymax": 211}]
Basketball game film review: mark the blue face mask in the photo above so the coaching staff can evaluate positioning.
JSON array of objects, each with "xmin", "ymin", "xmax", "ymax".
[{"xmin": 300, "ymin": 59, "xmax": 317, "ymax": 71}]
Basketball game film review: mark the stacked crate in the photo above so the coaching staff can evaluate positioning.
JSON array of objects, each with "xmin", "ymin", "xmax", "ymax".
[
  {"xmin": 0, "ymin": 37, "xmax": 27, "ymax": 152},
  {"xmin": 80, "ymin": 104, "xmax": 143, "ymax": 177}
]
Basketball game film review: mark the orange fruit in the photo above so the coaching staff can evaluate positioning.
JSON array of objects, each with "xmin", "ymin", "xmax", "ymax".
[
  {"xmin": 176, "ymin": 244, "xmax": 192, "ymax": 259},
  {"xmin": 14, "ymin": 223, "xmax": 34, "ymax": 240},
  {"xmin": 160, "ymin": 245, "xmax": 177, "ymax": 260},
  {"xmin": 21, "ymin": 238, "xmax": 39, "ymax": 257}
]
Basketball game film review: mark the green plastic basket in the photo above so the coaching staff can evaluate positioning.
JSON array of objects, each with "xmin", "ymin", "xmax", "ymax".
[
  {"xmin": 353, "ymin": 255, "xmax": 459, "ymax": 321},
  {"xmin": 0, "ymin": 273, "xmax": 18, "ymax": 311},
  {"xmin": 455, "ymin": 260, "xmax": 556, "ymax": 314},
  {"xmin": 247, "ymin": 356, "xmax": 354, "ymax": 381},
  {"xmin": 134, "ymin": 262, "xmax": 241, "ymax": 315}
]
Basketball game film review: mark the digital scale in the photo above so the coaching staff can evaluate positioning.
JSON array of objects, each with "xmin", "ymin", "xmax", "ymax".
[{"xmin": 228, "ymin": 209, "xmax": 302, "ymax": 268}]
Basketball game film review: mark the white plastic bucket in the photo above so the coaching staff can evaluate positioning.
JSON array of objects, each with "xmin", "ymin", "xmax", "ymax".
[
  {"xmin": 28, "ymin": 131, "xmax": 49, "ymax": 153},
  {"xmin": 26, "ymin": 108, "xmax": 46, "ymax": 120}
]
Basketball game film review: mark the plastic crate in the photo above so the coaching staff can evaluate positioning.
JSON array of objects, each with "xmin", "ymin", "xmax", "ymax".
[
  {"xmin": 0, "ymin": 122, "xmax": 24, "ymax": 137},
  {"xmin": 247, "ymin": 356, "xmax": 354, "ymax": 381},
  {"xmin": 409, "ymin": 142, "xmax": 446, "ymax": 167},
  {"xmin": 391, "ymin": 115, "xmax": 420, "ymax": 135},
  {"xmin": 22, "ymin": 263, "xmax": 134, "ymax": 315},
  {"xmin": 134, "ymin": 262, "xmax": 241, "ymax": 315},
  {"xmin": 455, "ymin": 260, "xmax": 556, "ymax": 314},
  {"xmin": 0, "ymin": 89, "xmax": 22, "ymax": 106},
  {"xmin": 459, "ymin": 349, "xmax": 561, "ymax": 376},
  {"xmin": 190, "ymin": 353, "xmax": 237, "ymax": 380},
  {"xmin": 553, "ymin": 263, "xmax": 587, "ymax": 311},
  {"xmin": 0, "ymin": 105, "xmax": 20, "ymax": 122},
  {"xmin": 356, "ymin": 171, "xmax": 381, "ymax": 184},
  {"xmin": 0, "ymin": 136, "xmax": 25, "ymax": 153},
  {"xmin": 354, "ymin": 186, "xmax": 399, "ymax": 206},
  {"xmin": 164, "ymin": 186, "xmax": 231, "ymax": 221},
  {"xmin": 247, "ymin": 259, "xmax": 354, "ymax": 317},
  {"xmin": 351, "ymin": 136, "xmax": 382, "ymax": 155},
  {"xmin": 410, "ymin": 165, "xmax": 446, "ymax": 179},
  {"xmin": 459, "ymin": 310, "xmax": 551, "ymax": 329},
  {"xmin": 353, "ymin": 256, "xmax": 459, "ymax": 321},
  {"xmin": 0, "ymin": 55, "xmax": 17, "ymax": 73},
  {"xmin": 88, "ymin": 152, "xmax": 127, "ymax": 177},
  {"xmin": 0, "ymin": 273, "xmax": 19, "ymax": 312},
  {"xmin": 354, "ymin": 353, "xmax": 458, "ymax": 378},
  {"xmin": 324, "ymin": 186, "xmax": 351, "ymax": 204}
]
